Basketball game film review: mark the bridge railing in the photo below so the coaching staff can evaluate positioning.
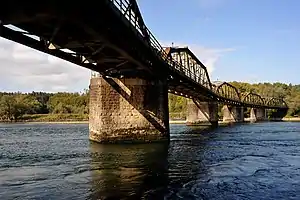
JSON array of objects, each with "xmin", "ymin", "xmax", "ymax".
[{"xmin": 109, "ymin": 0, "xmax": 211, "ymax": 90}]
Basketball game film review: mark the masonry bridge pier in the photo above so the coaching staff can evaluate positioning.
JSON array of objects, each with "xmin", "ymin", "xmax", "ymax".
[{"xmin": 0, "ymin": 0, "xmax": 288, "ymax": 143}]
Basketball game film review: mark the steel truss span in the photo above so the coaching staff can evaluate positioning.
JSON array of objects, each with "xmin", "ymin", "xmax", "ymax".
[{"xmin": 0, "ymin": 0, "xmax": 288, "ymax": 109}]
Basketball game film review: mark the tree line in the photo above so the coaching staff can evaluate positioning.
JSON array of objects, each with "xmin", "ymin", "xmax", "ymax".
[
  {"xmin": 0, "ymin": 82, "xmax": 299, "ymax": 121},
  {"xmin": 0, "ymin": 91, "xmax": 89, "ymax": 121}
]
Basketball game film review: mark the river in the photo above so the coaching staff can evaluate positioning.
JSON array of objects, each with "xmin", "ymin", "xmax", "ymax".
[{"xmin": 1, "ymin": 122, "xmax": 300, "ymax": 199}]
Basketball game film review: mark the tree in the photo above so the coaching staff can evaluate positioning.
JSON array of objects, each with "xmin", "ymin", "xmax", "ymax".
[{"xmin": 0, "ymin": 95, "xmax": 15, "ymax": 121}]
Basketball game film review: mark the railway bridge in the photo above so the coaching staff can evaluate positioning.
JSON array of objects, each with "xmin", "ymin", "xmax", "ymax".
[{"xmin": 0, "ymin": 0, "xmax": 288, "ymax": 143}]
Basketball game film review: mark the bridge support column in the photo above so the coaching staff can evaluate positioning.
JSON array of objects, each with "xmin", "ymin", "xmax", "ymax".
[
  {"xmin": 89, "ymin": 77, "xmax": 169, "ymax": 143},
  {"xmin": 250, "ymin": 108, "xmax": 266, "ymax": 122},
  {"xmin": 222, "ymin": 105, "xmax": 244, "ymax": 122},
  {"xmin": 186, "ymin": 100, "xmax": 218, "ymax": 126}
]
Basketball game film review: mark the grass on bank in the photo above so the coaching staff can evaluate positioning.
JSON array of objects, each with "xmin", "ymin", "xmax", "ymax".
[
  {"xmin": 1, "ymin": 112, "xmax": 186, "ymax": 123},
  {"xmin": 1, "ymin": 112, "xmax": 299, "ymax": 123},
  {"xmin": 19, "ymin": 114, "xmax": 89, "ymax": 122}
]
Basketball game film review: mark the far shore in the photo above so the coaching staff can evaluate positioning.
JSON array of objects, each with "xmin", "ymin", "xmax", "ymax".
[
  {"xmin": 1, "ymin": 117, "xmax": 300, "ymax": 125},
  {"xmin": 281, "ymin": 117, "xmax": 300, "ymax": 121},
  {"xmin": 0, "ymin": 120, "xmax": 187, "ymax": 124}
]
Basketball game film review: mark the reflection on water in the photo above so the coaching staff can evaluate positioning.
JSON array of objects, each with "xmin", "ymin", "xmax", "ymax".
[
  {"xmin": 88, "ymin": 142, "xmax": 169, "ymax": 199},
  {"xmin": 1, "ymin": 122, "xmax": 300, "ymax": 199}
]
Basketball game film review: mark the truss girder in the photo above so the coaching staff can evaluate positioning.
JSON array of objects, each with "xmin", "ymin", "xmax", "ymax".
[
  {"xmin": 242, "ymin": 93, "xmax": 265, "ymax": 107},
  {"xmin": 166, "ymin": 47, "xmax": 212, "ymax": 90},
  {"xmin": 266, "ymin": 97, "xmax": 288, "ymax": 108},
  {"xmin": 215, "ymin": 82, "xmax": 240, "ymax": 102},
  {"xmin": 0, "ymin": 0, "xmax": 288, "ymax": 110}
]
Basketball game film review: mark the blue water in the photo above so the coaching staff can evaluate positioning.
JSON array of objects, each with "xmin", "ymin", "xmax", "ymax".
[{"xmin": 0, "ymin": 122, "xmax": 300, "ymax": 199}]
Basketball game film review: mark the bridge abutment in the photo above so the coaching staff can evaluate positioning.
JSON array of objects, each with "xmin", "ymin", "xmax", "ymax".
[
  {"xmin": 222, "ymin": 105, "xmax": 244, "ymax": 122},
  {"xmin": 186, "ymin": 100, "xmax": 218, "ymax": 126},
  {"xmin": 89, "ymin": 77, "xmax": 169, "ymax": 143}
]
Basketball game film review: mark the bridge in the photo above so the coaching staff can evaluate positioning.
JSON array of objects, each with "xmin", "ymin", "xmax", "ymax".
[{"xmin": 0, "ymin": 0, "xmax": 288, "ymax": 143}]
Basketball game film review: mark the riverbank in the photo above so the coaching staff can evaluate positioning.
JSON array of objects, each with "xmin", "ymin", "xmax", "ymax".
[
  {"xmin": 0, "ymin": 114, "xmax": 88, "ymax": 123},
  {"xmin": 282, "ymin": 117, "xmax": 300, "ymax": 121},
  {"xmin": 1, "ymin": 120, "xmax": 185, "ymax": 124},
  {"xmin": 171, "ymin": 118, "xmax": 300, "ymax": 123},
  {"xmin": 1, "ymin": 114, "xmax": 299, "ymax": 124}
]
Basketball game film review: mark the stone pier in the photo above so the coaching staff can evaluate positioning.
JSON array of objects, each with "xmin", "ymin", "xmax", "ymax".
[
  {"xmin": 89, "ymin": 77, "xmax": 169, "ymax": 143},
  {"xmin": 249, "ymin": 108, "xmax": 266, "ymax": 122},
  {"xmin": 186, "ymin": 99, "xmax": 218, "ymax": 126},
  {"xmin": 222, "ymin": 105, "xmax": 244, "ymax": 122}
]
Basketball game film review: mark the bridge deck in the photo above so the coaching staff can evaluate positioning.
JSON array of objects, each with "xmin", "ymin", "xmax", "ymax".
[{"xmin": 0, "ymin": 0, "xmax": 287, "ymax": 109}]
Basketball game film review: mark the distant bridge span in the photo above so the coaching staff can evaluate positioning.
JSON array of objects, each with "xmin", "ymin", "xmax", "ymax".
[{"xmin": 0, "ymin": 0, "xmax": 288, "ymax": 143}]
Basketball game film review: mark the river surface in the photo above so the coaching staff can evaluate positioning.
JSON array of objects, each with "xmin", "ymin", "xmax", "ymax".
[{"xmin": 1, "ymin": 122, "xmax": 300, "ymax": 200}]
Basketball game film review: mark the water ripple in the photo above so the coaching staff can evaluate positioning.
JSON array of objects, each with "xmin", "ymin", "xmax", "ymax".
[{"xmin": 0, "ymin": 122, "xmax": 300, "ymax": 199}]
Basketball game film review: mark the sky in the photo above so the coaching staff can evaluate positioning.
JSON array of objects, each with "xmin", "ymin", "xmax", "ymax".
[{"xmin": 0, "ymin": 0, "xmax": 299, "ymax": 92}]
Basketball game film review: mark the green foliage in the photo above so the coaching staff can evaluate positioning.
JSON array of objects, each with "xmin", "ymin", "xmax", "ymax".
[
  {"xmin": 0, "ymin": 95, "xmax": 15, "ymax": 121},
  {"xmin": 168, "ymin": 94, "xmax": 187, "ymax": 119},
  {"xmin": 47, "ymin": 92, "xmax": 88, "ymax": 114},
  {"xmin": 0, "ymin": 82, "xmax": 299, "ymax": 122},
  {"xmin": 21, "ymin": 114, "xmax": 88, "ymax": 122},
  {"xmin": 0, "ymin": 91, "xmax": 89, "ymax": 121}
]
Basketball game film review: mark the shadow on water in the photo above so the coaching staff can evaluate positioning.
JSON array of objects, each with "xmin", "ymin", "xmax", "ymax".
[
  {"xmin": 86, "ymin": 124, "xmax": 225, "ymax": 199},
  {"xmin": 87, "ymin": 141, "xmax": 169, "ymax": 200}
]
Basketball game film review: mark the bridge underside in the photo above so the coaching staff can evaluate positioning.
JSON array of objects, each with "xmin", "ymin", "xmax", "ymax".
[
  {"xmin": 0, "ymin": 1, "xmax": 155, "ymax": 78},
  {"xmin": 0, "ymin": 1, "xmax": 216, "ymax": 100}
]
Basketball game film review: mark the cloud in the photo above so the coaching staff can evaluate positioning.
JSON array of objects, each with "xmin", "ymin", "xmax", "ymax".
[
  {"xmin": 0, "ymin": 37, "xmax": 235, "ymax": 92},
  {"xmin": 0, "ymin": 38, "xmax": 90, "ymax": 92},
  {"xmin": 161, "ymin": 41, "xmax": 235, "ymax": 75}
]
